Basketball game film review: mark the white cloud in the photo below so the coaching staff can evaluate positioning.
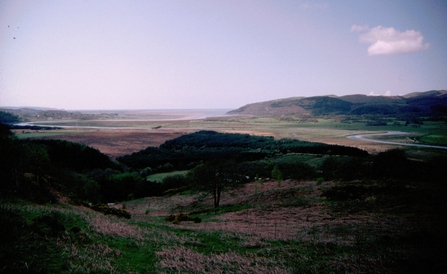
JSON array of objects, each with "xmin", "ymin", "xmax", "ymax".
[
  {"xmin": 350, "ymin": 24, "xmax": 369, "ymax": 32},
  {"xmin": 369, "ymin": 91, "xmax": 392, "ymax": 96},
  {"xmin": 354, "ymin": 25, "xmax": 429, "ymax": 55}
]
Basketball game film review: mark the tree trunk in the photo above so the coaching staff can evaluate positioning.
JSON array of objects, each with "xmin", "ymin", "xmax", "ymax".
[
  {"xmin": 213, "ymin": 184, "xmax": 221, "ymax": 208},
  {"xmin": 213, "ymin": 186, "xmax": 219, "ymax": 208},
  {"xmin": 216, "ymin": 185, "xmax": 221, "ymax": 208}
]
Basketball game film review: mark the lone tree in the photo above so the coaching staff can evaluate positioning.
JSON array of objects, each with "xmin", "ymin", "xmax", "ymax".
[
  {"xmin": 271, "ymin": 164, "xmax": 283, "ymax": 186},
  {"xmin": 189, "ymin": 160, "xmax": 242, "ymax": 208}
]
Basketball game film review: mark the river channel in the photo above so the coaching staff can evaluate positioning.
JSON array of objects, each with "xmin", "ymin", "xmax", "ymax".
[{"xmin": 347, "ymin": 131, "xmax": 447, "ymax": 150}]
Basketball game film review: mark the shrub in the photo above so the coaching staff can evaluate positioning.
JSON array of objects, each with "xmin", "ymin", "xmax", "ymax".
[
  {"xmin": 271, "ymin": 165, "xmax": 283, "ymax": 186},
  {"xmin": 316, "ymin": 177, "xmax": 324, "ymax": 185},
  {"xmin": 321, "ymin": 185, "xmax": 368, "ymax": 201},
  {"xmin": 101, "ymin": 172, "xmax": 144, "ymax": 202},
  {"xmin": 372, "ymin": 149, "xmax": 408, "ymax": 179},
  {"xmin": 162, "ymin": 174, "xmax": 190, "ymax": 190},
  {"xmin": 165, "ymin": 213, "xmax": 201, "ymax": 224},
  {"xmin": 90, "ymin": 204, "xmax": 131, "ymax": 219}
]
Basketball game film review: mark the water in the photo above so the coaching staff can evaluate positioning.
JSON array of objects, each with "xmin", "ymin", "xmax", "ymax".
[
  {"xmin": 14, "ymin": 109, "xmax": 235, "ymax": 129},
  {"xmin": 347, "ymin": 131, "xmax": 447, "ymax": 150}
]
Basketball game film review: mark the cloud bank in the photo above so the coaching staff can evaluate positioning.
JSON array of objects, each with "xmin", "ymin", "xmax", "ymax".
[
  {"xmin": 369, "ymin": 91, "xmax": 392, "ymax": 96},
  {"xmin": 352, "ymin": 25, "xmax": 429, "ymax": 55}
]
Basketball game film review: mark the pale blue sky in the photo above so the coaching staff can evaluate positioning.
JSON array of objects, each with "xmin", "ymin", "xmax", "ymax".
[{"xmin": 1, "ymin": 0, "xmax": 446, "ymax": 109}]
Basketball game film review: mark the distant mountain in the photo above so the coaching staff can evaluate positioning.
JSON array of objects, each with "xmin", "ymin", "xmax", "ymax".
[
  {"xmin": 226, "ymin": 97, "xmax": 310, "ymax": 116},
  {"xmin": 228, "ymin": 90, "xmax": 447, "ymax": 117},
  {"xmin": 0, "ymin": 107, "xmax": 101, "ymax": 122}
]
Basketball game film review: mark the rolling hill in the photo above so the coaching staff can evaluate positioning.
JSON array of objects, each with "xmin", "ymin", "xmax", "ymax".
[{"xmin": 228, "ymin": 90, "xmax": 447, "ymax": 117}]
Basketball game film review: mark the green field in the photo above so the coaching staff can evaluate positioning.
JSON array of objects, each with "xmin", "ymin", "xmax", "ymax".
[
  {"xmin": 146, "ymin": 170, "xmax": 190, "ymax": 182},
  {"xmin": 418, "ymin": 134, "xmax": 447, "ymax": 145}
]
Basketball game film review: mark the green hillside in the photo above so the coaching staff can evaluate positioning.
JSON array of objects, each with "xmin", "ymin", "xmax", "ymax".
[{"xmin": 228, "ymin": 90, "xmax": 447, "ymax": 117}]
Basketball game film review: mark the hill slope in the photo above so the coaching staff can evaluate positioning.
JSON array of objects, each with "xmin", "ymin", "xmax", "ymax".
[{"xmin": 228, "ymin": 90, "xmax": 447, "ymax": 117}]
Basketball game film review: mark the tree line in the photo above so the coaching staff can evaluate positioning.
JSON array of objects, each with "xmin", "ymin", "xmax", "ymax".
[{"xmin": 117, "ymin": 130, "xmax": 367, "ymax": 169}]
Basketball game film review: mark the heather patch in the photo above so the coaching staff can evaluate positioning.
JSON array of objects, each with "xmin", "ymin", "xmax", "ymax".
[
  {"xmin": 156, "ymin": 246, "xmax": 289, "ymax": 273},
  {"xmin": 2, "ymin": 174, "xmax": 446, "ymax": 272}
]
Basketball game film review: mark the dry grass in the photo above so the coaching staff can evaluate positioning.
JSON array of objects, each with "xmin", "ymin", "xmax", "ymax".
[
  {"xmin": 58, "ymin": 238, "xmax": 121, "ymax": 273},
  {"xmin": 84, "ymin": 212, "xmax": 146, "ymax": 240},
  {"xmin": 35, "ymin": 129, "xmax": 190, "ymax": 158},
  {"xmin": 121, "ymin": 180, "xmax": 405, "ymax": 248},
  {"xmin": 2, "ymin": 203, "xmax": 150, "ymax": 241},
  {"xmin": 156, "ymin": 246, "xmax": 289, "ymax": 273}
]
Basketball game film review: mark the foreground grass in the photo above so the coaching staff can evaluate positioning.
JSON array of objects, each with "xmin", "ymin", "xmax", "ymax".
[{"xmin": 2, "ymin": 177, "xmax": 446, "ymax": 273}]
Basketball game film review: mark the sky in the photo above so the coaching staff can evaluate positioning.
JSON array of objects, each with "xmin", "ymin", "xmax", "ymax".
[{"xmin": 1, "ymin": 0, "xmax": 446, "ymax": 110}]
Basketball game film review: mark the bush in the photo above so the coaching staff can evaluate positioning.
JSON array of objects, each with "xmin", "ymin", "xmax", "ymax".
[
  {"xmin": 271, "ymin": 165, "xmax": 283, "ymax": 185},
  {"xmin": 139, "ymin": 167, "xmax": 153, "ymax": 177},
  {"xmin": 321, "ymin": 185, "xmax": 368, "ymax": 201},
  {"xmin": 165, "ymin": 213, "xmax": 201, "ymax": 224},
  {"xmin": 321, "ymin": 156, "xmax": 369, "ymax": 181},
  {"xmin": 56, "ymin": 170, "xmax": 100, "ymax": 202},
  {"xmin": 162, "ymin": 174, "xmax": 190, "ymax": 190},
  {"xmin": 372, "ymin": 149, "xmax": 408, "ymax": 179},
  {"xmin": 90, "ymin": 204, "xmax": 131, "ymax": 219},
  {"xmin": 101, "ymin": 172, "xmax": 144, "ymax": 202},
  {"xmin": 316, "ymin": 177, "xmax": 324, "ymax": 185}
]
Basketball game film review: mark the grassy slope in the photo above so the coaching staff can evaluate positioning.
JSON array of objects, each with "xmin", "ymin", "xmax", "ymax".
[
  {"xmin": 146, "ymin": 170, "xmax": 190, "ymax": 183},
  {"xmin": 2, "ymin": 177, "xmax": 446, "ymax": 273}
]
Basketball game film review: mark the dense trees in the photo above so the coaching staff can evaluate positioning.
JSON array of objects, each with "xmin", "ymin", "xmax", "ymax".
[
  {"xmin": 0, "ymin": 111, "xmax": 20, "ymax": 124},
  {"xmin": 30, "ymin": 139, "xmax": 121, "ymax": 172},
  {"xmin": 0, "ymin": 124, "xmax": 122, "ymax": 203},
  {"xmin": 123, "ymin": 130, "xmax": 362, "ymax": 207},
  {"xmin": 321, "ymin": 156, "xmax": 370, "ymax": 181},
  {"xmin": 118, "ymin": 131, "xmax": 368, "ymax": 170},
  {"xmin": 0, "ymin": 124, "xmax": 55, "ymax": 202}
]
